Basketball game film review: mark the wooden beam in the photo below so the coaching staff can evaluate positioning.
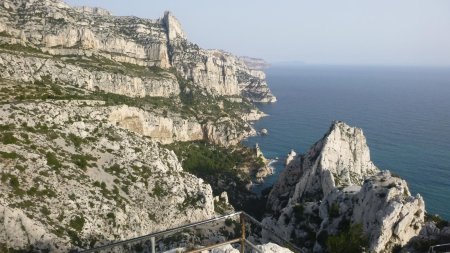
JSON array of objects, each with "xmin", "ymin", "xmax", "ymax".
[{"xmin": 240, "ymin": 213, "xmax": 246, "ymax": 253}]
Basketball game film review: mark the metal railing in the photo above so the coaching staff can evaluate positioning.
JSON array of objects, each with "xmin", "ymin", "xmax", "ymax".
[
  {"xmin": 77, "ymin": 211, "xmax": 303, "ymax": 253},
  {"xmin": 429, "ymin": 243, "xmax": 450, "ymax": 253}
]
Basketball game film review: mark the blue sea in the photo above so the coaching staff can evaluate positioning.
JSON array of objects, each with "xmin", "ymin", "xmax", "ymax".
[{"xmin": 243, "ymin": 65, "xmax": 450, "ymax": 220}]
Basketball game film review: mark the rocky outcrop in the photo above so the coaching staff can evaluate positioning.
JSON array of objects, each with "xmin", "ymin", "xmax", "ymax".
[
  {"xmin": 241, "ymin": 109, "xmax": 268, "ymax": 122},
  {"xmin": 254, "ymin": 143, "xmax": 273, "ymax": 183},
  {"xmin": 74, "ymin": 6, "xmax": 112, "ymax": 16},
  {"xmin": 239, "ymin": 56, "xmax": 271, "ymax": 70},
  {"xmin": 163, "ymin": 11, "xmax": 186, "ymax": 42},
  {"xmin": 410, "ymin": 219, "xmax": 450, "ymax": 252},
  {"xmin": 0, "ymin": 53, "xmax": 180, "ymax": 98},
  {"xmin": 0, "ymin": 0, "xmax": 171, "ymax": 68},
  {"xmin": 169, "ymin": 48, "xmax": 242, "ymax": 96},
  {"xmin": 202, "ymin": 118, "xmax": 256, "ymax": 147},
  {"xmin": 265, "ymin": 121, "xmax": 425, "ymax": 253},
  {"xmin": 0, "ymin": 205, "xmax": 66, "ymax": 251},
  {"xmin": 318, "ymin": 171, "xmax": 424, "ymax": 252},
  {"xmin": 237, "ymin": 70, "xmax": 277, "ymax": 103},
  {"xmin": 268, "ymin": 121, "xmax": 378, "ymax": 213},
  {"xmin": 352, "ymin": 172, "xmax": 424, "ymax": 252},
  {"xmin": 109, "ymin": 105, "xmax": 256, "ymax": 146},
  {"xmin": 109, "ymin": 105, "xmax": 203, "ymax": 143},
  {"xmin": 257, "ymin": 243, "xmax": 294, "ymax": 253},
  {"xmin": 0, "ymin": 100, "xmax": 216, "ymax": 252}
]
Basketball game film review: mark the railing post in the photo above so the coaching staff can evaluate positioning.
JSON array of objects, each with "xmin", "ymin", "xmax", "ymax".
[
  {"xmin": 240, "ymin": 213, "xmax": 246, "ymax": 253},
  {"xmin": 151, "ymin": 236, "xmax": 155, "ymax": 253}
]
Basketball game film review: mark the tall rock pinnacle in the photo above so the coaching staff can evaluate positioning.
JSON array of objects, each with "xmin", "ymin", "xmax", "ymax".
[{"xmin": 163, "ymin": 11, "xmax": 186, "ymax": 41}]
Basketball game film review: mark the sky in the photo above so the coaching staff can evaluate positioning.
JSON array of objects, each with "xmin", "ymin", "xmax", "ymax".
[{"xmin": 64, "ymin": 0, "xmax": 450, "ymax": 67}]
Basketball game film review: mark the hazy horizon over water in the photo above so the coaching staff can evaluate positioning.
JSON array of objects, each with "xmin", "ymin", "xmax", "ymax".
[{"xmin": 243, "ymin": 65, "xmax": 450, "ymax": 220}]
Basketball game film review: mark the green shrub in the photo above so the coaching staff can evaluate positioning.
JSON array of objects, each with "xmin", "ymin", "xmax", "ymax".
[
  {"xmin": 0, "ymin": 124, "xmax": 15, "ymax": 131},
  {"xmin": 50, "ymin": 83, "xmax": 62, "ymax": 95},
  {"xmin": 41, "ymin": 206, "xmax": 51, "ymax": 216},
  {"xmin": 46, "ymin": 152, "xmax": 62, "ymax": 170},
  {"xmin": 326, "ymin": 224, "xmax": 368, "ymax": 253},
  {"xmin": 0, "ymin": 151, "xmax": 20, "ymax": 159},
  {"xmin": 68, "ymin": 133, "xmax": 84, "ymax": 148},
  {"xmin": 152, "ymin": 182, "xmax": 167, "ymax": 198},
  {"xmin": 179, "ymin": 194, "xmax": 203, "ymax": 210},
  {"xmin": 71, "ymin": 154, "xmax": 95, "ymax": 170},
  {"xmin": 9, "ymin": 176, "xmax": 20, "ymax": 189},
  {"xmin": 426, "ymin": 213, "xmax": 449, "ymax": 229},
  {"xmin": 93, "ymin": 181, "xmax": 101, "ymax": 188},
  {"xmin": 69, "ymin": 215, "xmax": 85, "ymax": 232},
  {"xmin": 106, "ymin": 163, "xmax": 122, "ymax": 175},
  {"xmin": 1, "ymin": 132, "xmax": 18, "ymax": 144},
  {"xmin": 1, "ymin": 173, "xmax": 23, "ymax": 195},
  {"xmin": 106, "ymin": 212, "xmax": 115, "ymax": 219},
  {"xmin": 225, "ymin": 218, "xmax": 233, "ymax": 227},
  {"xmin": 328, "ymin": 203, "xmax": 340, "ymax": 218},
  {"xmin": 15, "ymin": 164, "xmax": 26, "ymax": 172},
  {"xmin": 148, "ymin": 212, "xmax": 156, "ymax": 221}
]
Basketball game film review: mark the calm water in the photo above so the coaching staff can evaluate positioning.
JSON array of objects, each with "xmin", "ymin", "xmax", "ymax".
[{"xmin": 243, "ymin": 65, "xmax": 450, "ymax": 220}]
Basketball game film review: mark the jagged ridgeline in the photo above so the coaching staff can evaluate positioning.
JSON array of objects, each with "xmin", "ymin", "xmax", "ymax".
[{"xmin": 0, "ymin": 0, "xmax": 276, "ymax": 252}]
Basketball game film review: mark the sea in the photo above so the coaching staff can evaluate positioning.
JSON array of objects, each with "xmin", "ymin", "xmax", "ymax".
[{"xmin": 242, "ymin": 65, "xmax": 450, "ymax": 220}]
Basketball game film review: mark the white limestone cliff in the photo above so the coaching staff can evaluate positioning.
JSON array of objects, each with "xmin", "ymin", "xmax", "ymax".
[
  {"xmin": 109, "ymin": 105, "xmax": 203, "ymax": 143},
  {"xmin": 0, "ymin": 53, "xmax": 180, "ymax": 98},
  {"xmin": 265, "ymin": 121, "xmax": 425, "ymax": 253},
  {"xmin": 351, "ymin": 171, "xmax": 424, "ymax": 252},
  {"xmin": 0, "ymin": 0, "xmax": 276, "ymax": 102}
]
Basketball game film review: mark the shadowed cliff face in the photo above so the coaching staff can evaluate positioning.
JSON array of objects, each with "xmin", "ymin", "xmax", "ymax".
[{"xmin": 264, "ymin": 121, "xmax": 425, "ymax": 253}]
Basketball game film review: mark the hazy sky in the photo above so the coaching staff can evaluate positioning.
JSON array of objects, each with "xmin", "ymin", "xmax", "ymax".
[{"xmin": 64, "ymin": 0, "xmax": 450, "ymax": 66}]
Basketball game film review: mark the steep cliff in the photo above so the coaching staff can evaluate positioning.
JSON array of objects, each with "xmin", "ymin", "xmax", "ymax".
[
  {"xmin": 0, "ymin": 0, "xmax": 277, "ymax": 147},
  {"xmin": 0, "ymin": 0, "xmax": 276, "ymax": 102},
  {"xmin": 0, "ymin": 1, "xmax": 279, "ymax": 251},
  {"xmin": 264, "ymin": 121, "xmax": 425, "ymax": 253},
  {"xmin": 267, "ymin": 121, "xmax": 379, "ymax": 213}
]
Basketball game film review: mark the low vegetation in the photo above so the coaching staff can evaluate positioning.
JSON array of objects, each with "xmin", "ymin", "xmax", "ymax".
[
  {"xmin": 164, "ymin": 140, "xmax": 267, "ymax": 218},
  {"xmin": 164, "ymin": 141, "xmax": 260, "ymax": 181},
  {"xmin": 326, "ymin": 224, "xmax": 369, "ymax": 253}
]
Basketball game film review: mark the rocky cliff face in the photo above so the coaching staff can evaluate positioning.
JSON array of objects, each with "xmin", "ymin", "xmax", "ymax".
[
  {"xmin": 264, "ymin": 121, "xmax": 425, "ymax": 253},
  {"xmin": 0, "ymin": 0, "xmax": 277, "ymax": 147},
  {"xmin": 267, "ymin": 121, "xmax": 379, "ymax": 213},
  {"xmin": 254, "ymin": 143, "xmax": 274, "ymax": 183},
  {"xmin": 108, "ymin": 105, "xmax": 203, "ymax": 144},
  {"xmin": 239, "ymin": 56, "xmax": 271, "ymax": 70},
  {"xmin": 0, "ymin": 0, "xmax": 276, "ymax": 102},
  {"xmin": 1, "ymin": 0, "xmax": 171, "ymax": 68},
  {"xmin": 0, "ymin": 52, "xmax": 180, "ymax": 98},
  {"xmin": 0, "ymin": 100, "xmax": 217, "ymax": 252},
  {"xmin": 0, "ymin": 1, "xmax": 279, "ymax": 251}
]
